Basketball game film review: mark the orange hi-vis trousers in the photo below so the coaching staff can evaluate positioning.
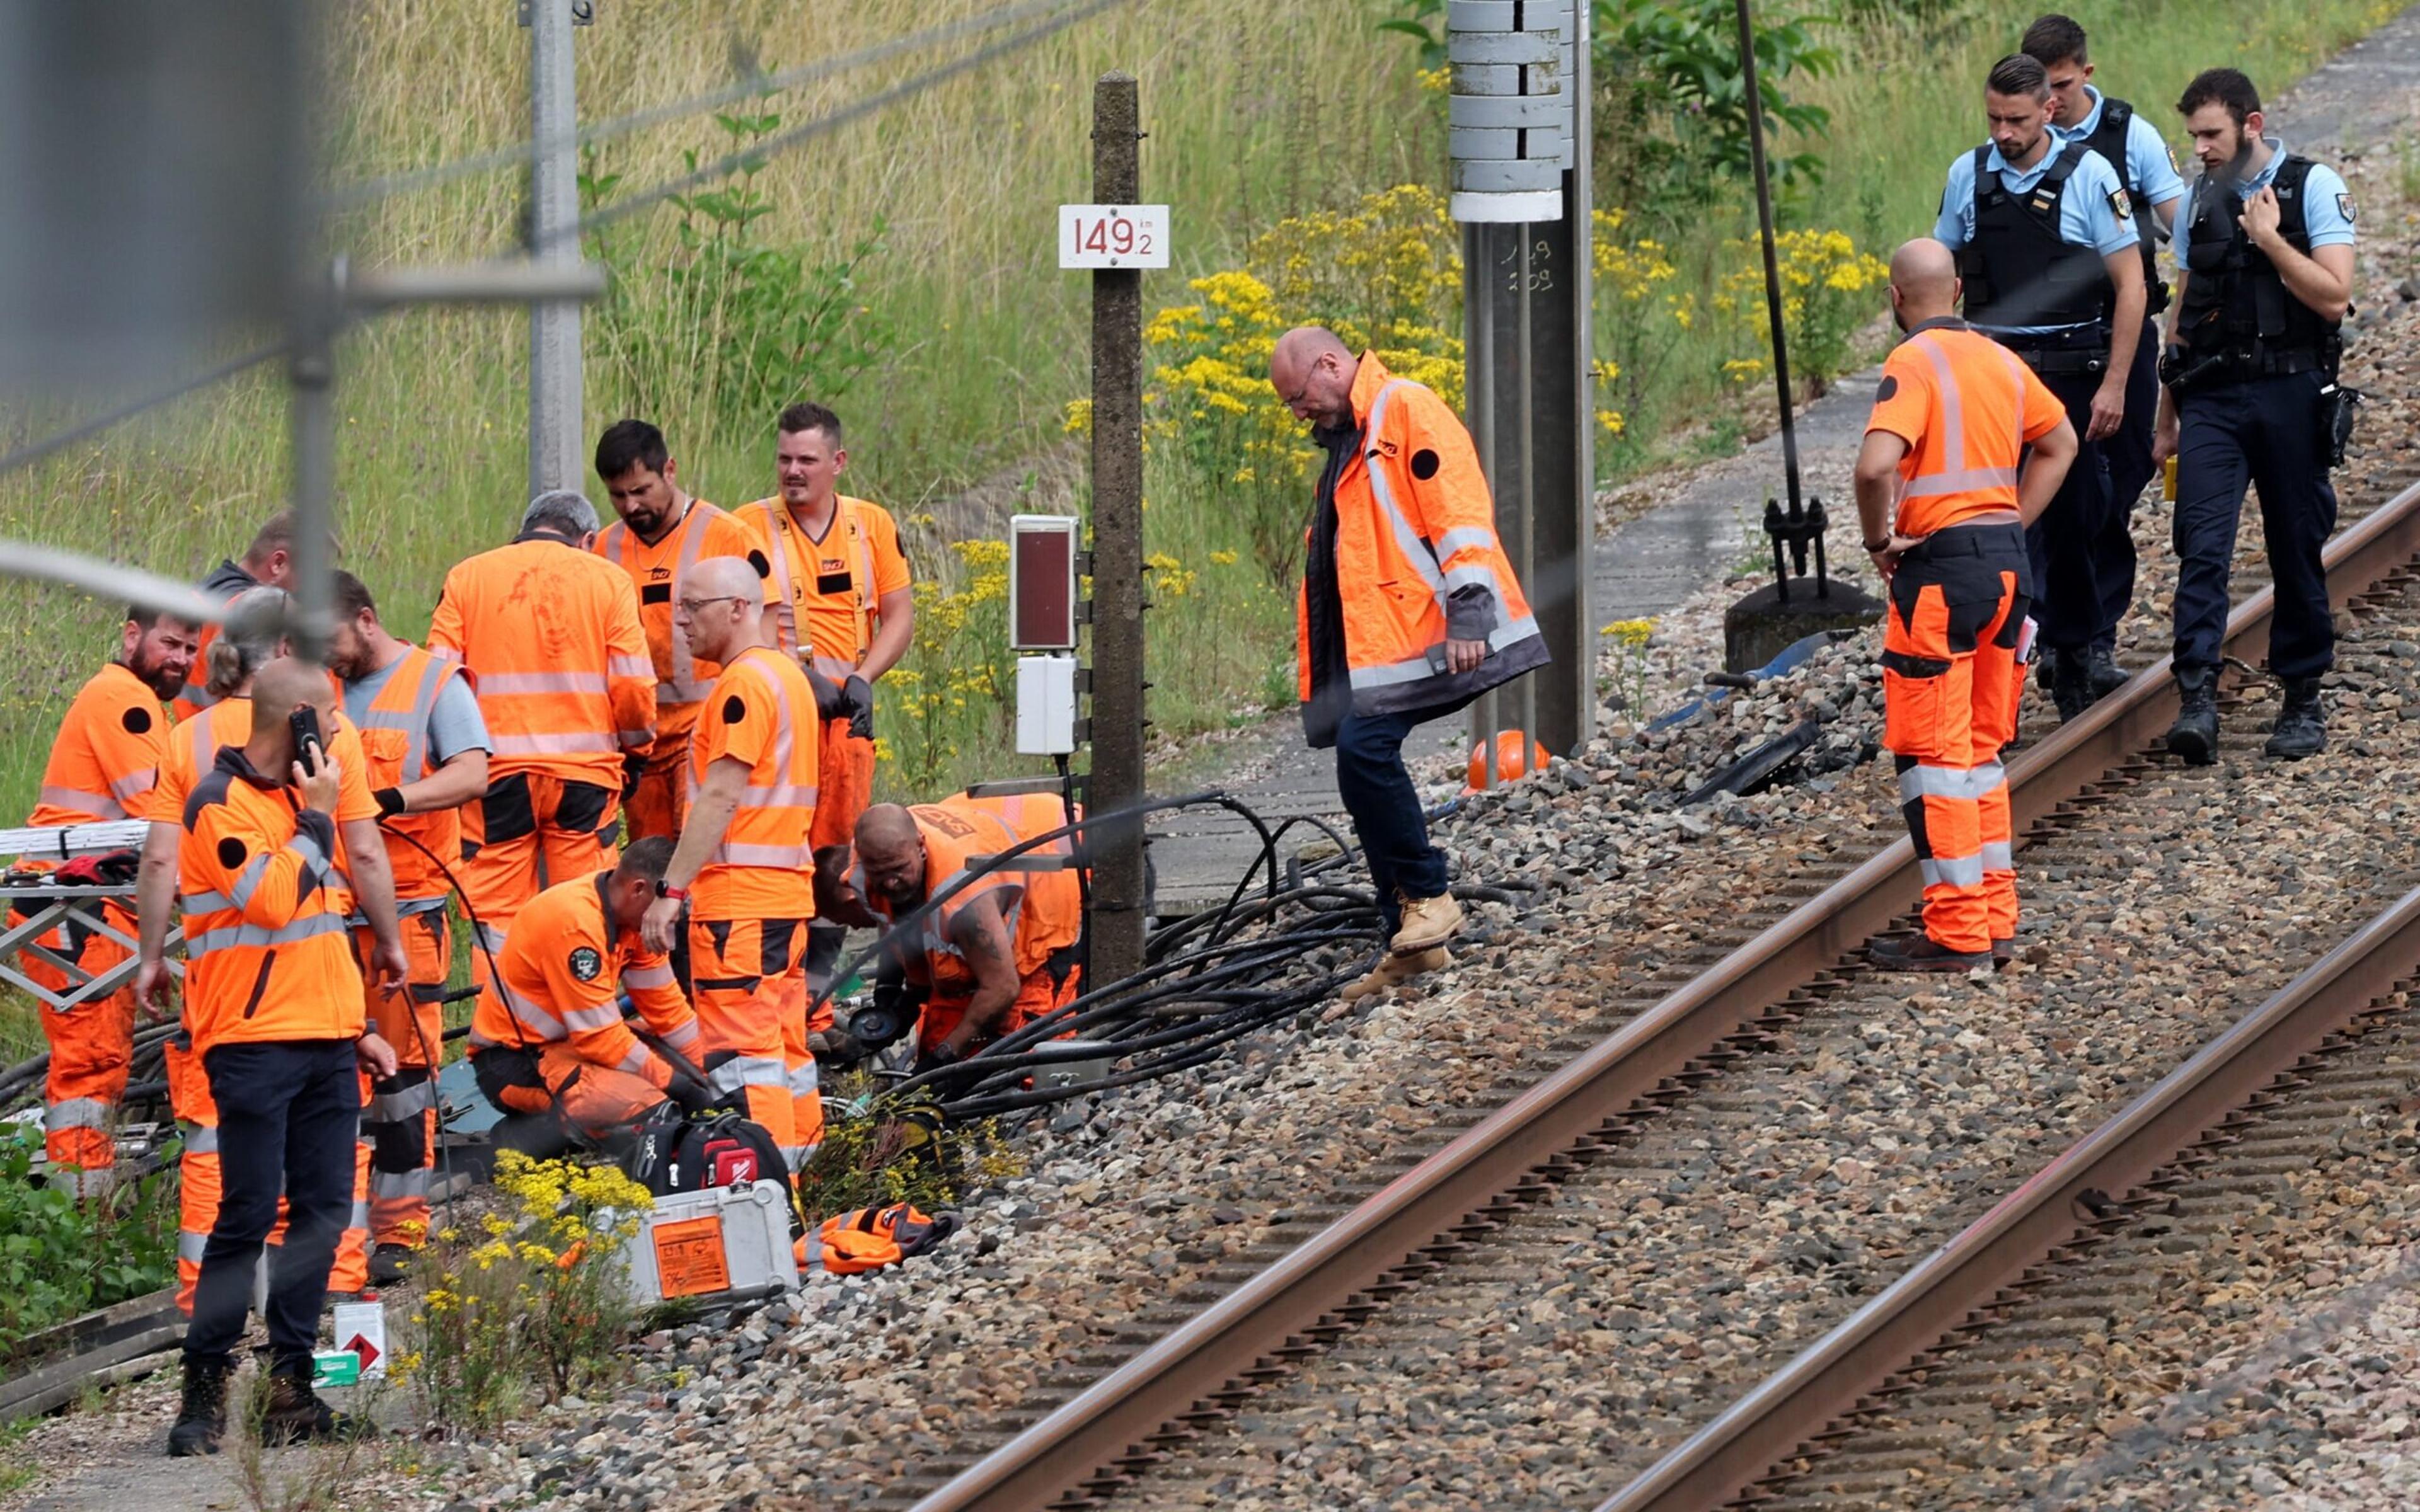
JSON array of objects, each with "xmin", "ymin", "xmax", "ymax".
[
  {"xmin": 691, "ymin": 916, "xmax": 821, "ymax": 1169},
  {"xmin": 461, "ymin": 770, "xmax": 621, "ymax": 1001},
  {"xmin": 166, "ymin": 1035, "xmax": 371, "ymax": 1314},
  {"xmin": 1881, "ymin": 524, "xmax": 2035, "ymax": 956},
  {"xmin": 17, "ymin": 899, "xmax": 137, "ymax": 1194},
  {"xmin": 360, "ymin": 910, "xmax": 450, "ymax": 1250}
]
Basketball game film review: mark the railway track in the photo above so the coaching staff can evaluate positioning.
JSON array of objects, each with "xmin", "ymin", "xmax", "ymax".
[{"xmin": 896, "ymin": 461, "xmax": 2420, "ymax": 1512}]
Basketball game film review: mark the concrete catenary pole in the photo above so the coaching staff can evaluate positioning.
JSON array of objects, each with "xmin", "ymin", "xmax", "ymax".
[
  {"xmin": 1086, "ymin": 71, "xmax": 1148, "ymax": 987},
  {"xmin": 526, "ymin": 0, "xmax": 585, "ymax": 498}
]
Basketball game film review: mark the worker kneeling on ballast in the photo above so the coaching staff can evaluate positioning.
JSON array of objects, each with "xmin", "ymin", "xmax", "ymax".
[
  {"xmin": 466, "ymin": 837, "xmax": 716, "ymax": 1152},
  {"xmin": 846, "ymin": 791, "xmax": 1085, "ymax": 1072}
]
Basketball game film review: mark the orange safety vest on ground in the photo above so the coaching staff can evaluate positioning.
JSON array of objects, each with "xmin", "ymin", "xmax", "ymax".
[
  {"xmin": 176, "ymin": 748, "xmax": 365, "ymax": 1054},
  {"xmin": 1865, "ymin": 318, "xmax": 2065, "ymax": 534},
  {"xmin": 1294, "ymin": 352, "xmax": 1549, "ymax": 717},
  {"xmin": 734, "ymin": 495, "xmax": 911, "ymax": 682},
  {"xmin": 467, "ymin": 871, "xmax": 698, "ymax": 1078},
  {"xmin": 25, "ymin": 663, "xmax": 172, "ymax": 825},
  {"xmin": 172, "ymin": 560, "xmax": 263, "ymax": 723},
  {"xmin": 592, "ymin": 499, "xmax": 769, "ymax": 750},
  {"xmin": 688, "ymin": 646, "xmax": 820, "ymax": 920},
  {"xmin": 425, "ymin": 537, "xmax": 656, "ymax": 787},
  {"xmin": 879, "ymin": 792, "xmax": 1083, "ymax": 995},
  {"xmin": 349, "ymin": 645, "xmax": 469, "ymax": 903}
]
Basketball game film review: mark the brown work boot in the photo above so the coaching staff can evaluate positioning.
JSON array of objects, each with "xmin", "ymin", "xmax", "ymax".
[
  {"xmin": 258, "ymin": 1369, "xmax": 373, "ymax": 1447},
  {"xmin": 167, "ymin": 1353, "xmax": 233, "ymax": 1457},
  {"xmin": 1340, "ymin": 946, "xmax": 1449, "ymax": 1004},
  {"xmin": 1389, "ymin": 891, "xmax": 1464, "ymax": 955}
]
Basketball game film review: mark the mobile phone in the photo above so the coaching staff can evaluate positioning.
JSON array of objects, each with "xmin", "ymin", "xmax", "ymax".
[{"xmin": 289, "ymin": 705, "xmax": 325, "ymax": 777}]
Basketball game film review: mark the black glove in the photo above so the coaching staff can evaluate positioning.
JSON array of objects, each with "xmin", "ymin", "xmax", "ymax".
[
  {"xmin": 911, "ymin": 1041, "xmax": 960, "ymax": 1078},
  {"xmin": 841, "ymin": 675, "xmax": 875, "ymax": 742},
  {"xmin": 807, "ymin": 667, "xmax": 845, "ymax": 721},
  {"xmin": 621, "ymin": 748, "xmax": 648, "ymax": 800},
  {"xmin": 664, "ymin": 1062, "xmax": 716, "ymax": 1114}
]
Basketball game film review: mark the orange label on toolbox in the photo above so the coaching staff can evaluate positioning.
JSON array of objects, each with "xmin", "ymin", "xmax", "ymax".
[{"xmin": 652, "ymin": 1215, "xmax": 732, "ymax": 1298}]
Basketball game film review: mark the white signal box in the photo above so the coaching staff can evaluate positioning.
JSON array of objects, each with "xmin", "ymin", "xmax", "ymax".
[
  {"xmin": 1008, "ymin": 514, "xmax": 1081, "ymax": 651},
  {"xmin": 1016, "ymin": 655, "xmax": 1078, "ymax": 756}
]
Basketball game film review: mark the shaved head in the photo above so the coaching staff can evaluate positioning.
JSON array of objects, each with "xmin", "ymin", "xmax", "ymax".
[
  {"xmin": 246, "ymin": 655, "xmax": 340, "ymax": 779},
  {"xmin": 1269, "ymin": 325, "xmax": 1359, "ymax": 430},
  {"xmin": 854, "ymin": 803, "xmax": 928, "ymax": 912},
  {"xmin": 677, "ymin": 554, "xmax": 768, "ymax": 665},
  {"xmin": 1887, "ymin": 239, "xmax": 1963, "ymax": 331}
]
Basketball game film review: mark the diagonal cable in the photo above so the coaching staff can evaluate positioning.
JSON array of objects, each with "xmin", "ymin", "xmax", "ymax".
[
  {"xmin": 324, "ymin": 0, "xmax": 1085, "ymax": 214},
  {"xmin": 568, "ymin": 0, "xmax": 1126, "ymax": 242}
]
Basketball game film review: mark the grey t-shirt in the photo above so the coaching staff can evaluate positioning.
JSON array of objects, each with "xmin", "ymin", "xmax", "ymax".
[{"xmin": 342, "ymin": 652, "xmax": 492, "ymax": 766}]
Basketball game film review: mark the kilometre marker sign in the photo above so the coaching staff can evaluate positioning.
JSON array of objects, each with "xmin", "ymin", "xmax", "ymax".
[{"xmin": 1059, "ymin": 204, "xmax": 1170, "ymax": 269}]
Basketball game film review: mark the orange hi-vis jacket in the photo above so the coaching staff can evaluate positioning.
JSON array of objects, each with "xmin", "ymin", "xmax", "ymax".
[
  {"xmin": 878, "ymin": 792, "xmax": 1082, "ymax": 996},
  {"xmin": 688, "ymin": 646, "xmax": 820, "ymax": 921},
  {"xmin": 735, "ymin": 495, "xmax": 912, "ymax": 681},
  {"xmin": 468, "ymin": 871, "xmax": 699, "ymax": 1082},
  {"xmin": 1295, "ymin": 353, "xmax": 1549, "ymax": 717},
  {"xmin": 26, "ymin": 663, "xmax": 171, "ymax": 826},
  {"xmin": 350, "ymin": 646, "xmax": 468, "ymax": 904},
  {"xmin": 176, "ymin": 748, "xmax": 365, "ymax": 1054},
  {"xmin": 157, "ymin": 698, "xmax": 380, "ymax": 869},
  {"xmin": 592, "ymin": 499, "xmax": 768, "ymax": 751},
  {"xmin": 425, "ymin": 537, "xmax": 656, "ymax": 786},
  {"xmin": 1866, "ymin": 319, "xmax": 2065, "ymax": 537}
]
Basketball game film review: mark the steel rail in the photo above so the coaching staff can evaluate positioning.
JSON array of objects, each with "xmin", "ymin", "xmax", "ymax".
[
  {"xmin": 908, "ymin": 471, "xmax": 2420, "ymax": 1512},
  {"xmin": 1598, "ymin": 881, "xmax": 2420, "ymax": 1512}
]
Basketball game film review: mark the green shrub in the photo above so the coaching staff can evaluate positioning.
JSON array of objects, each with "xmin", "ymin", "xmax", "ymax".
[{"xmin": 0, "ymin": 1126, "xmax": 176, "ymax": 1358}]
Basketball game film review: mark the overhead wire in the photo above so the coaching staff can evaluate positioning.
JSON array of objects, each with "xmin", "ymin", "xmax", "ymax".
[{"xmin": 0, "ymin": 341, "xmax": 288, "ymax": 484}]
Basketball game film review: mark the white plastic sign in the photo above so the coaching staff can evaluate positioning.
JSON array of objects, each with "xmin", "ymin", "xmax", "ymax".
[{"xmin": 1059, "ymin": 204, "xmax": 1170, "ymax": 269}]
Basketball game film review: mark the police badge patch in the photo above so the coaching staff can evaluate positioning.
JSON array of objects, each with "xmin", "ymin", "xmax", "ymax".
[
  {"xmin": 568, "ymin": 946, "xmax": 604, "ymax": 982},
  {"xmin": 2339, "ymin": 193, "xmax": 2357, "ymax": 224},
  {"xmin": 2109, "ymin": 188, "xmax": 2131, "ymax": 220}
]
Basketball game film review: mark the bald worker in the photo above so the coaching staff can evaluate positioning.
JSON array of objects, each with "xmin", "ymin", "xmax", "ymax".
[{"xmin": 1268, "ymin": 324, "xmax": 1545, "ymax": 1002}]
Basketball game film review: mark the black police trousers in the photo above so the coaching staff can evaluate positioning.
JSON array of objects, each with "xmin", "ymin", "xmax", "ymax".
[
  {"xmin": 2171, "ymin": 372, "xmax": 2339, "ymax": 680},
  {"xmin": 2090, "ymin": 319, "xmax": 2164, "ymax": 653},
  {"xmin": 2022, "ymin": 367, "xmax": 2115, "ymax": 655}
]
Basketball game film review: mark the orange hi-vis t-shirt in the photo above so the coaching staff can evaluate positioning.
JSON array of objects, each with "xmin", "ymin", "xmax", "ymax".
[
  {"xmin": 1865, "ymin": 321, "xmax": 2065, "ymax": 538},
  {"xmin": 735, "ymin": 495, "xmax": 912, "ymax": 681},
  {"xmin": 591, "ymin": 498, "xmax": 772, "ymax": 749},
  {"xmin": 25, "ymin": 663, "xmax": 172, "ymax": 827},
  {"xmin": 687, "ymin": 646, "xmax": 820, "ymax": 922}
]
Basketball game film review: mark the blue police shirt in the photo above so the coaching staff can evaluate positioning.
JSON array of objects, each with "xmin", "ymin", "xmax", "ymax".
[
  {"xmin": 2175, "ymin": 136, "xmax": 2357, "ymax": 268},
  {"xmin": 1935, "ymin": 141, "xmax": 2139, "ymax": 336},
  {"xmin": 2054, "ymin": 87, "xmax": 2187, "ymax": 222}
]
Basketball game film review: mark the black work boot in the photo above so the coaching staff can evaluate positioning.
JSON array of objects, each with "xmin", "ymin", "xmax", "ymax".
[
  {"xmin": 1868, "ymin": 934, "xmax": 1994, "ymax": 973},
  {"xmin": 2047, "ymin": 650, "xmax": 2092, "ymax": 723},
  {"xmin": 367, "ymin": 1242, "xmax": 412, "ymax": 1288},
  {"xmin": 259, "ymin": 1368, "xmax": 371, "ymax": 1446},
  {"xmin": 2165, "ymin": 666, "xmax": 2220, "ymax": 765},
  {"xmin": 2085, "ymin": 644, "xmax": 2128, "ymax": 699},
  {"xmin": 168, "ymin": 1353, "xmax": 233, "ymax": 1457},
  {"xmin": 2264, "ymin": 677, "xmax": 2327, "ymax": 760}
]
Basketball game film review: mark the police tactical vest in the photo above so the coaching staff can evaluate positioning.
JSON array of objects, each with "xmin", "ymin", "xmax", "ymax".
[
  {"xmin": 1959, "ymin": 139, "xmax": 2115, "ymax": 339},
  {"xmin": 2081, "ymin": 97, "xmax": 2169, "ymax": 316},
  {"xmin": 2177, "ymin": 154, "xmax": 2337, "ymax": 377}
]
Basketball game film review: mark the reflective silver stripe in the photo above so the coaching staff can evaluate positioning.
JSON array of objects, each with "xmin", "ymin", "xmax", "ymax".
[
  {"xmin": 610, "ymin": 655, "xmax": 654, "ymax": 680},
  {"xmin": 427, "ymin": 645, "xmax": 464, "ymax": 665},
  {"xmin": 1361, "ymin": 381, "xmax": 1448, "ymax": 600},
  {"xmin": 735, "ymin": 782, "xmax": 819, "ymax": 810},
  {"xmin": 490, "ymin": 731, "xmax": 618, "ymax": 756},
  {"xmin": 372, "ymin": 1169, "xmax": 429, "ymax": 1200},
  {"xmin": 1918, "ymin": 854, "xmax": 1988, "ymax": 888},
  {"xmin": 110, "ymin": 769, "xmax": 158, "ymax": 803},
  {"xmin": 659, "ymin": 1019, "xmax": 700, "ymax": 1053},
  {"xmin": 786, "ymin": 1058, "xmax": 820, "ymax": 1097},
  {"xmin": 1345, "ymin": 614, "xmax": 1544, "ymax": 692},
  {"xmin": 1913, "ymin": 334, "xmax": 1965, "ymax": 474},
  {"xmin": 179, "ymin": 1230, "xmax": 209, "ymax": 1264},
  {"xmin": 625, "ymin": 962, "xmax": 676, "ymax": 990},
  {"xmin": 180, "ymin": 890, "xmax": 236, "ymax": 914},
  {"xmin": 182, "ymin": 1123, "xmax": 220, "ymax": 1155},
  {"xmin": 708, "ymin": 1055, "xmax": 787, "ymax": 1093},
  {"xmin": 36, "ymin": 784, "xmax": 117, "ymax": 819},
  {"xmin": 1898, "ymin": 764, "xmax": 2006, "ymax": 803},
  {"xmin": 1902, "ymin": 466, "xmax": 2020, "ymax": 499},
  {"xmin": 703, "ymin": 655, "xmax": 817, "ymax": 870},
  {"xmin": 560, "ymin": 1002, "xmax": 623, "ymax": 1033},
  {"xmin": 47, "ymin": 1096, "xmax": 110, "ymax": 1131},
  {"xmin": 714, "ymin": 842, "xmax": 816, "ymax": 868},
  {"xmin": 781, "ymin": 1142, "xmax": 815, "ymax": 1172},
  {"xmin": 1443, "ymin": 561, "xmax": 1501, "ymax": 595},
  {"xmin": 810, "ymin": 654, "xmax": 860, "ymax": 680},
  {"xmin": 476, "ymin": 671, "xmax": 609, "ymax": 696},
  {"xmin": 63, "ymin": 1167, "xmax": 113, "ymax": 1198},
  {"xmin": 496, "ymin": 980, "xmax": 567, "ymax": 1043},
  {"xmin": 1981, "ymin": 840, "xmax": 2015, "ymax": 871},
  {"xmin": 383, "ymin": 650, "xmax": 453, "ymax": 781},
  {"xmin": 756, "ymin": 505, "xmax": 800, "ymax": 651},
  {"xmin": 182, "ymin": 911, "xmax": 352, "ymax": 954},
  {"xmin": 368, "ymin": 1081, "xmax": 436, "ymax": 1121},
  {"xmin": 1434, "ymin": 525, "xmax": 1497, "ymax": 561},
  {"xmin": 613, "ymin": 1042, "xmax": 654, "ymax": 1075},
  {"xmin": 616, "ymin": 728, "xmax": 653, "ymax": 748},
  {"xmin": 347, "ymin": 1199, "xmax": 371, "ymax": 1231},
  {"xmin": 225, "ymin": 850, "xmax": 277, "ymax": 910}
]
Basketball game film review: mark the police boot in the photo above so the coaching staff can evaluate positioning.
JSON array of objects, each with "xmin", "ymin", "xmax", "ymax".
[
  {"xmin": 2048, "ymin": 650, "xmax": 2092, "ymax": 723},
  {"xmin": 2264, "ymin": 677, "xmax": 2327, "ymax": 760},
  {"xmin": 2165, "ymin": 666, "xmax": 2220, "ymax": 766},
  {"xmin": 259, "ymin": 1367, "xmax": 372, "ymax": 1446},
  {"xmin": 168, "ymin": 1353, "xmax": 233, "ymax": 1457},
  {"xmin": 2085, "ymin": 644, "xmax": 2128, "ymax": 699}
]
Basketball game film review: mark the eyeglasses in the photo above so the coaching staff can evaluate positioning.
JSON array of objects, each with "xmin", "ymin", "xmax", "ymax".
[
  {"xmin": 1278, "ymin": 355, "xmax": 1327, "ymax": 411},
  {"xmin": 674, "ymin": 595, "xmax": 746, "ymax": 617}
]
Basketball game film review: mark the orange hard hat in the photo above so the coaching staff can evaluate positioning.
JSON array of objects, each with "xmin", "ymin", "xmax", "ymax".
[{"xmin": 1465, "ymin": 730, "xmax": 1548, "ymax": 791}]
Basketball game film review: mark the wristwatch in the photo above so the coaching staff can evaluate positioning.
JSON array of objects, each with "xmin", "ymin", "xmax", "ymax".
[
  {"xmin": 1864, "ymin": 535, "xmax": 1892, "ymax": 553},
  {"xmin": 654, "ymin": 880, "xmax": 689, "ymax": 901}
]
